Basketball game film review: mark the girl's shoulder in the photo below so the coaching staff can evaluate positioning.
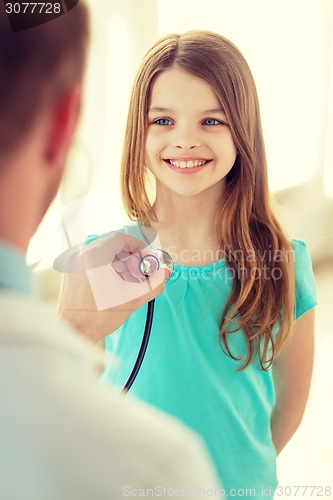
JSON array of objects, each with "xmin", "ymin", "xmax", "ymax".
[
  {"xmin": 290, "ymin": 239, "xmax": 317, "ymax": 319},
  {"xmin": 290, "ymin": 238, "xmax": 311, "ymax": 268},
  {"xmin": 290, "ymin": 238, "xmax": 308, "ymax": 252}
]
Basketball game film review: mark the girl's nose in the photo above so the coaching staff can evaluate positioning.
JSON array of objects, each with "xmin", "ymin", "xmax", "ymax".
[{"xmin": 173, "ymin": 127, "xmax": 201, "ymax": 150}]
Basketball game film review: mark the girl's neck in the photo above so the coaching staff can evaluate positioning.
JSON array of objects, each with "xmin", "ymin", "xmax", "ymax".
[{"xmin": 148, "ymin": 190, "xmax": 223, "ymax": 266}]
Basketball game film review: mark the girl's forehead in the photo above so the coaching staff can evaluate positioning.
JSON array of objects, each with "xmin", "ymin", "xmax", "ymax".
[{"xmin": 149, "ymin": 67, "xmax": 222, "ymax": 110}]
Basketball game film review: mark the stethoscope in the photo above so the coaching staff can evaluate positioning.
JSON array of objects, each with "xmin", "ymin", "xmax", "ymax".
[
  {"xmin": 121, "ymin": 249, "xmax": 173, "ymax": 393},
  {"xmin": 54, "ymin": 244, "xmax": 174, "ymax": 394}
]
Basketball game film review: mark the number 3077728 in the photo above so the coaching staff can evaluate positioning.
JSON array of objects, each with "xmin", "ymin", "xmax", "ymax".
[{"xmin": 5, "ymin": 3, "xmax": 61, "ymax": 14}]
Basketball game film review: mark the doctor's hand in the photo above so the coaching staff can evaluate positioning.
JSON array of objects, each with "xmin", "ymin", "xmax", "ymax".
[{"xmin": 56, "ymin": 231, "xmax": 168, "ymax": 344}]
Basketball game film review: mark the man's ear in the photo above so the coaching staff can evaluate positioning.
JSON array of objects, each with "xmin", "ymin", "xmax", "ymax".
[{"xmin": 45, "ymin": 86, "xmax": 81, "ymax": 166}]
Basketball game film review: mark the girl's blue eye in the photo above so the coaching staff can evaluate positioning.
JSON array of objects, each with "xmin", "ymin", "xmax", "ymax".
[
  {"xmin": 203, "ymin": 118, "xmax": 223, "ymax": 126},
  {"xmin": 154, "ymin": 118, "xmax": 173, "ymax": 126}
]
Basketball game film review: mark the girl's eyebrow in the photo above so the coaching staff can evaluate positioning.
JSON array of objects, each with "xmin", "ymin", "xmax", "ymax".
[
  {"xmin": 204, "ymin": 108, "xmax": 226, "ymax": 114},
  {"xmin": 148, "ymin": 107, "xmax": 174, "ymax": 113},
  {"xmin": 148, "ymin": 106, "xmax": 226, "ymax": 114}
]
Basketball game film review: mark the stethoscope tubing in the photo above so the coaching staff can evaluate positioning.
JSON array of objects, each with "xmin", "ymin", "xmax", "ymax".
[{"xmin": 121, "ymin": 299, "xmax": 155, "ymax": 393}]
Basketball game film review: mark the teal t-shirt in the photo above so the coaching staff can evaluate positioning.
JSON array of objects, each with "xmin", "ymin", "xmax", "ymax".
[{"xmin": 99, "ymin": 227, "xmax": 317, "ymax": 498}]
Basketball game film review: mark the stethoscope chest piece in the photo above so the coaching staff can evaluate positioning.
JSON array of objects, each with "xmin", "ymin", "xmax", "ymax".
[{"xmin": 139, "ymin": 249, "xmax": 173, "ymax": 282}]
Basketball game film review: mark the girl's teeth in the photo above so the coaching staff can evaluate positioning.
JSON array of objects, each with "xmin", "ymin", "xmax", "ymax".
[{"xmin": 169, "ymin": 160, "xmax": 207, "ymax": 168}]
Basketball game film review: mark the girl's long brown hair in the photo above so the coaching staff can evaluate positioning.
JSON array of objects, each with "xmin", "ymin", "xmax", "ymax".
[{"xmin": 121, "ymin": 31, "xmax": 295, "ymax": 370}]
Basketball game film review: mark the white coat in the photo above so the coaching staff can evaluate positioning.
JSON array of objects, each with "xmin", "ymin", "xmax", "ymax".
[{"xmin": 0, "ymin": 292, "xmax": 220, "ymax": 500}]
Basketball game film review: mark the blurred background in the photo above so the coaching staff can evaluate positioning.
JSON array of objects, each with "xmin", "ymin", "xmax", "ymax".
[{"xmin": 28, "ymin": 0, "xmax": 333, "ymax": 496}]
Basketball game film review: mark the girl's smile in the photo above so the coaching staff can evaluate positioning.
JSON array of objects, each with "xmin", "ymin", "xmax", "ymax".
[
  {"xmin": 145, "ymin": 66, "xmax": 237, "ymax": 198},
  {"xmin": 163, "ymin": 157, "xmax": 213, "ymax": 174}
]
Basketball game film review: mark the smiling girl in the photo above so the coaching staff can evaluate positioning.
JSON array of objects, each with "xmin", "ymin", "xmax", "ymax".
[{"xmin": 63, "ymin": 31, "xmax": 317, "ymax": 498}]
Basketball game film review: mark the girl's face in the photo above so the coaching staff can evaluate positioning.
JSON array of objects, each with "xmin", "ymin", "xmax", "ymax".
[{"xmin": 145, "ymin": 66, "xmax": 237, "ymax": 199}]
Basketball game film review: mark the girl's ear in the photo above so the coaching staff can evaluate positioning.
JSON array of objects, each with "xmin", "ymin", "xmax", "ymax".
[{"xmin": 45, "ymin": 86, "xmax": 81, "ymax": 166}]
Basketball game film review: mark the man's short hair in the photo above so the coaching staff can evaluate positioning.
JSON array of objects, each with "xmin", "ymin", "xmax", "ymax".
[{"xmin": 0, "ymin": 2, "xmax": 89, "ymax": 156}]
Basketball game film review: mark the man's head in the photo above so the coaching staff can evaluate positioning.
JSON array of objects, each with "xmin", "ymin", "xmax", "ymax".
[{"xmin": 0, "ymin": 2, "xmax": 89, "ymax": 250}]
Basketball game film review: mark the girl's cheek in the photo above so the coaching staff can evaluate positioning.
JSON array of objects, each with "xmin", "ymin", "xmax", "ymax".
[{"xmin": 146, "ymin": 135, "xmax": 164, "ymax": 153}]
